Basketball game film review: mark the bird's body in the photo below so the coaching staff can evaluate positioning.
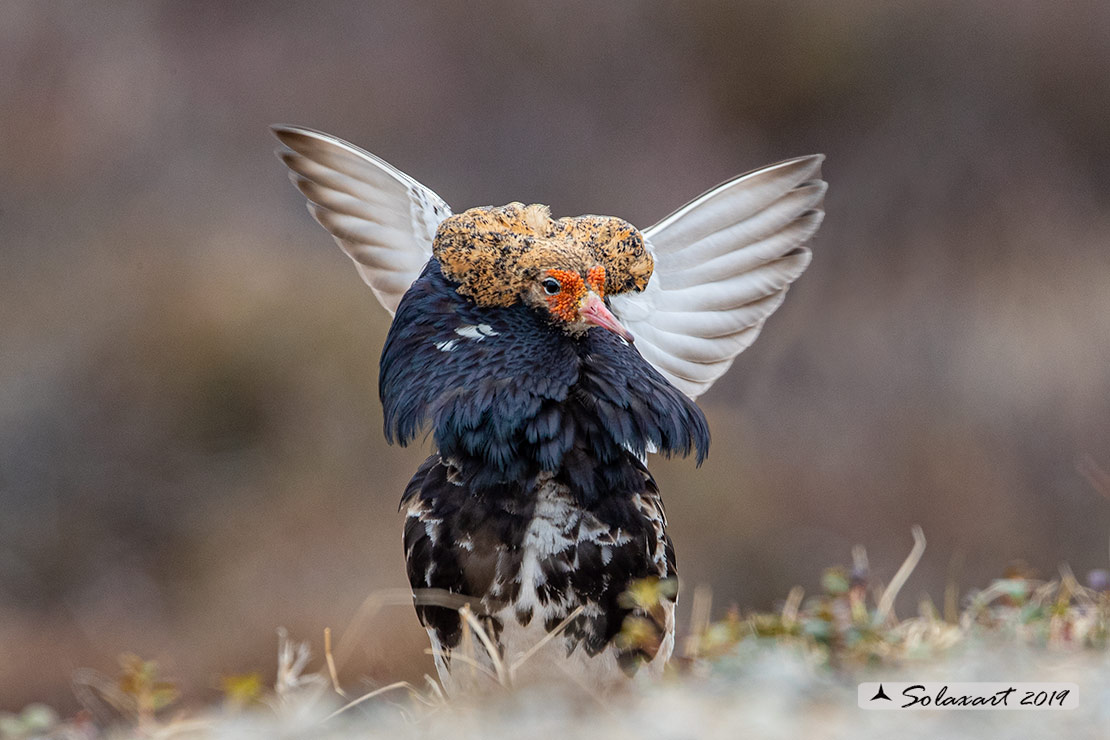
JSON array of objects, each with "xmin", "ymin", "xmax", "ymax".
[
  {"xmin": 386, "ymin": 257, "xmax": 705, "ymax": 690},
  {"xmin": 273, "ymin": 126, "xmax": 825, "ymax": 691},
  {"xmin": 403, "ymin": 457, "xmax": 675, "ymax": 691}
]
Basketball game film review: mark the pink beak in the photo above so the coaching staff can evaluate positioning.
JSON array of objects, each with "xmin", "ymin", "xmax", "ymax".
[{"xmin": 580, "ymin": 292, "xmax": 634, "ymax": 343}]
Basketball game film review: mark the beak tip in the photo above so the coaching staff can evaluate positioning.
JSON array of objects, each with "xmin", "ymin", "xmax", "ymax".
[{"xmin": 580, "ymin": 292, "xmax": 634, "ymax": 343}]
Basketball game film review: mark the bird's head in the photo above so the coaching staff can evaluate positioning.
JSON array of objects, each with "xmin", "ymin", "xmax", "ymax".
[{"xmin": 432, "ymin": 203, "xmax": 653, "ymax": 341}]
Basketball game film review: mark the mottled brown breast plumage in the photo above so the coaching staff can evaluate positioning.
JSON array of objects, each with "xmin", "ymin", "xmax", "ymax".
[{"xmin": 432, "ymin": 202, "xmax": 654, "ymax": 306}]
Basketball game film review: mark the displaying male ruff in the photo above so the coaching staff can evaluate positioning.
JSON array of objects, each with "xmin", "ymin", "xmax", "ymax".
[{"xmin": 273, "ymin": 125, "xmax": 825, "ymax": 692}]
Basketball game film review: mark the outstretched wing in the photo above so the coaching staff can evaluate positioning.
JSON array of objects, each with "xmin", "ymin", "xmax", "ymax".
[
  {"xmin": 272, "ymin": 125, "xmax": 452, "ymax": 315},
  {"xmin": 609, "ymin": 155, "xmax": 826, "ymax": 399}
]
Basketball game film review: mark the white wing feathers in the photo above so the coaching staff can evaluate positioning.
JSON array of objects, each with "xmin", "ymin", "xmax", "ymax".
[
  {"xmin": 612, "ymin": 155, "xmax": 825, "ymax": 398},
  {"xmin": 273, "ymin": 125, "xmax": 824, "ymax": 398},
  {"xmin": 272, "ymin": 125, "xmax": 451, "ymax": 315}
]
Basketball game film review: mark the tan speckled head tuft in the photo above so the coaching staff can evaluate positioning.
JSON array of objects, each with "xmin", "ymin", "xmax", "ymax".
[
  {"xmin": 553, "ymin": 215, "xmax": 654, "ymax": 295},
  {"xmin": 433, "ymin": 203, "xmax": 653, "ymax": 307}
]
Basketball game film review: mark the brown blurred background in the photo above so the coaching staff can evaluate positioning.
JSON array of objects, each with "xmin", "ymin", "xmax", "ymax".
[{"xmin": 2, "ymin": 0, "xmax": 1109, "ymax": 711}]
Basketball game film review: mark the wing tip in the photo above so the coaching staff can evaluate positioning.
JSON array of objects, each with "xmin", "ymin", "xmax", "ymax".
[
  {"xmin": 774, "ymin": 153, "xmax": 825, "ymax": 180},
  {"xmin": 787, "ymin": 246, "xmax": 813, "ymax": 273},
  {"xmin": 646, "ymin": 153, "xmax": 828, "ymax": 239},
  {"xmin": 762, "ymin": 154, "xmax": 826, "ymax": 190},
  {"xmin": 270, "ymin": 124, "xmax": 371, "ymax": 162},
  {"xmin": 272, "ymin": 125, "xmax": 330, "ymax": 163},
  {"xmin": 788, "ymin": 153, "xmax": 825, "ymax": 172},
  {"xmin": 794, "ymin": 182, "xmax": 828, "ymax": 213},
  {"xmin": 270, "ymin": 123, "xmax": 306, "ymax": 149},
  {"xmin": 780, "ymin": 152, "xmax": 824, "ymax": 166},
  {"xmin": 271, "ymin": 123, "xmax": 327, "ymax": 144}
]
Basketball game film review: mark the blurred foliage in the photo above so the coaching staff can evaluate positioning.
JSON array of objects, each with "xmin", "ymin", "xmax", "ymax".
[
  {"xmin": 9, "ymin": 559, "xmax": 1110, "ymax": 737},
  {"xmin": 116, "ymin": 654, "xmax": 179, "ymax": 723},
  {"xmin": 0, "ymin": 704, "xmax": 60, "ymax": 740},
  {"xmin": 686, "ymin": 561, "xmax": 1110, "ymax": 671},
  {"xmin": 220, "ymin": 673, "xmax": 266, "ymax": 710}
]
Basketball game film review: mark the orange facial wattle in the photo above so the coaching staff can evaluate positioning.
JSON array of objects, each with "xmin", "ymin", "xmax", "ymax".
[
  {"xmin": 587, "ymin": 265, "xmax": 606, "ymax": 296},
  {"xmin": 544, "ymin": 269, "xmax": 587, "ymax": 323}
]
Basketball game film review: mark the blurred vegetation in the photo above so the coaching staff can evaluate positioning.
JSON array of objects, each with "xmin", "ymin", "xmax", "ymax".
[
  {"xmin": 2, "ymin": 0, "xmax": 1109, "ymax": 713},
  {"xmin": 7, "ymin": 547, "xmax": 1110, "ymax": 737}
]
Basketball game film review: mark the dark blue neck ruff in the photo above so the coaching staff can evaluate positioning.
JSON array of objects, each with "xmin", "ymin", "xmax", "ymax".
[{"xmin": 380, "ymin": 260, "xmax": 709, "ymax": 501}]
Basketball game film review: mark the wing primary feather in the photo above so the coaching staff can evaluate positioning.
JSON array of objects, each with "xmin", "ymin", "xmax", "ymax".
[
  {"xmin": 647, "ymin": 290, "xmax": 789, "ymax": 338},
  {"xmin": 653, "ymin": 253, "xmax": 810, "ymax": 312},
  {"xmin": 644, "ymin": 154, "xmax": 825, "ymax": 250},
  {"xmin": 660, "ymin": 213, "xmax": 820, "ymax": 289}
]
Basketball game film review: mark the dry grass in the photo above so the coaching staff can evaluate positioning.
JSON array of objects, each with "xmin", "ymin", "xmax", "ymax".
[{"xmin": 6, "ymin": 528, "xmax": 1110, "ymax": 739}]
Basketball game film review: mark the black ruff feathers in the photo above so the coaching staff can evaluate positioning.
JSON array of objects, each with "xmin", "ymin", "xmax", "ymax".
[{"xmin": 380, "ymin": 260, "xmax": 708, "ymax": 499}]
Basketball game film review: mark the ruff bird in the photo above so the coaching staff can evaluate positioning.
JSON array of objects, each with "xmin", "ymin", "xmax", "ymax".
[{"xmin": 273, "ymin": 126, "xmax": 825, "ymax": 691}]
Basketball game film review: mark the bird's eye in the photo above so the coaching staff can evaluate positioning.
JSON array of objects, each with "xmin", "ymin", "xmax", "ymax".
[{"xmin": 542, "ymin": 278, "xmax": 561, "ymax": 295}]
